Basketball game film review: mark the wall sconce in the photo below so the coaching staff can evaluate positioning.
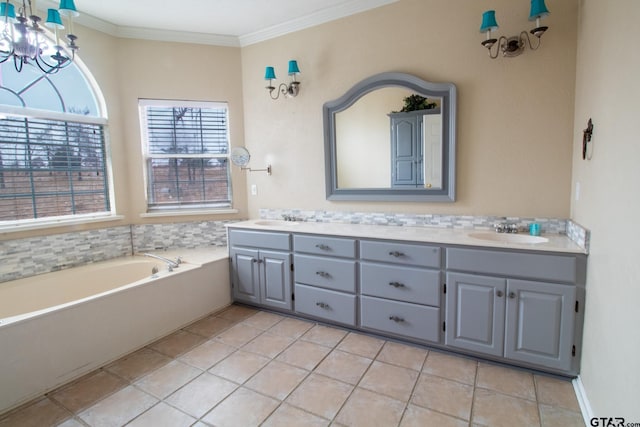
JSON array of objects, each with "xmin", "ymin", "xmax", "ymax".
[
  {"xmin": 264, "ymin": 60, "xmax": 301, "ymax": 100},
  {"xmin": 480, "ymin": 0, "xmax": 550, "ymax": 59}
]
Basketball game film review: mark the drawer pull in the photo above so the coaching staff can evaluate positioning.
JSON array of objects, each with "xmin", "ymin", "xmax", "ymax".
[
  {"xmin": 509, "ymin": 291, "xmax": 516, "ymax": 299},
  {"xmin": 252, "ymin": 259, "xmax": 258, "ymax": 263},
  {"xmin": 389, "ymin": 251, "xmax": 405, "ymax": 258},
  {"xmin": 496, "ymin": 290, "xmax": 504, "ymax": 297},
  {"xmin": 316, "ymin": 302, "xmax": 330, "ymax": 309},
  {"xmin": 316, "ymin": 271, "xmax": 331, "ymax": 278},
  {"xmin": 389, "ymin": 315, "xmax": 405, "ymax": 323},
  {"xmin": 315, "ymin": 244, "xmax": 330, "ymax": 251},
  {"xmin": 389, "ymin": 282, "xmax": 405, "ymax": 288}
]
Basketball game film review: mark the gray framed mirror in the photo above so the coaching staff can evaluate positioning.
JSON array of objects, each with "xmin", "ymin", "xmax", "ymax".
[{"xmin": 323, "ymin": 72, "xmax": 456, "ymax": 201}]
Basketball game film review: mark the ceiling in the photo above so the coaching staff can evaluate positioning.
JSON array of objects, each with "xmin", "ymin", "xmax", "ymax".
[{"xmin": 38, "ymin": 0, "xmax": 398, "ymax": 47}]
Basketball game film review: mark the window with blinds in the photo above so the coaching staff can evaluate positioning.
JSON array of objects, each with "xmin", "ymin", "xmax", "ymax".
[
  {"xmin": 139, "ymin": 100, "xmax": 232, "ymax": 210},
  {"xmin": 0, "ymin": 116, "xmax": 109, "ymax": 221}
]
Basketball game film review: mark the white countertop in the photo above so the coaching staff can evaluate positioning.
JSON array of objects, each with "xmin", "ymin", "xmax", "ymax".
[{"xmin": 227, "ymin": 220, "xmax": 587, "ymax": 255}]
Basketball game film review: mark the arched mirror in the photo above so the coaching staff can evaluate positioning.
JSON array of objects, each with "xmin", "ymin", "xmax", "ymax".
[{"xmin": 323, "ymin": 72, "xmax": 456, "ymax": 201}]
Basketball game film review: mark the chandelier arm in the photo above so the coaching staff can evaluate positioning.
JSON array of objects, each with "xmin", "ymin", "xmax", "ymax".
[
  {"xmin": 268, "ymin": 86, "xmax": 281, "ymax": 100},
  {"xmin": 520, "ymin": 30, "xmax": 542, "ymax": 51},
  {"xmin": 488, "ymin": 36, "xmax": 507, "ymax": 59}
]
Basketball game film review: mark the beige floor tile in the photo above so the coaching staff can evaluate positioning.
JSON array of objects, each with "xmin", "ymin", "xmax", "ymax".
[
  {"xmin": 268, "ymin": 316, "xmax": 314, "ymax": 338},
  {"xmin": 400, "ymin": 404, "xmax": 469, "ymax": 427},
  {"xmin": 217, "ymin": 304, "xmax": 259, "ymax": 322},
  {"xmin": 245, "ymin": 360, "xmax": 309, "ymax": 400},
  {"xmin": 422, "ymin": 351, "xmax": 477, "ymax": 385},
  {"xmin": 165, "ymin": 373, "xmax": 237, "ymax": 418},
  {"xmin": 242, "ymin": 332, "xmax": 295, "ymax": 358},
  {"xmin": 336, "ymin": 387, "xmax": 406, "ymax": 427},
  {"xmin": 179, "ymin": 339, "xmax": 236, "ymax": 370},
  {"xmin": 286, "ymin": 373, "xmax": 354, "ymax": 420},
  {"xmin": 359, "ymin": 360, "xmax": 419, "ymax": 401},
  {"xmin": 276, "ymin": 340, "xmax": 332, "ymax": 370},
  {"xmin": 134, "ymin": 360, "xmax": 202, "ymax": 399},
  {"xmin": 127, "ymin": 402, "xmax": 195, "ymax": 427},
  {"xmin": 301, "ymin": 324, "xmax": 348, "ymax": 347},
  {"xmin": 201, "ymin": 387, "xmax": 279, "ymax": 427},
  {"xmin": 476, "ymin": 363, "xmax": 536, "ymax": 401},
  {"xmin": 412, "ymin": 374, "xmax": 474, "ymax": 420},
  {"xmin": 262, "ymin": 403, "xmax": 329, "ymax": 427},
  {"xmin": 314, "ymin": 349, "xmax": 372, "ymax": 385},
  {"xmin": 105, "ymin": 347, "xmax": 172, "ymax": 382},
  {"xmin": 336, "ymin": 332, "xmax": 385, "ymax": 358},
  {"xmin": 0, "ymin": 397, "xmax": 71, "ymax": 427},
  {"xmin": 148, "ymin": 330, "xmax": 206, "ymax": 358},
  {"xmin": 208, "ymin": 350, "xmax": 270, "ymax": 383},
  {"xmin": 472, "ymin": 387, "xmax": 541, "ymax": 427},
  {"xmin": 57, "ymin": 419, "xmax": 85, "ymax": 427},
  {"xmin": 376, "ymin": 341, "xmax": 428, "ymax": 371},
  {"xmin": 78, "ymin": 385, "xmax": 157, "ymax": 427},
  {"xmin": 50, "ymin": 370, "xmax": 127, "ymax": 413},
  {"xmin": 241, "ymin": 311, "xmax": 285, "ymax": 330},
  {"xmin": 535, "ymin": 375, "xmax": 581, "ymax": 412},
  {"xmin": 215, "ymin": 323, "xmax": 264, "ymax": 347},
  {"xmin": 538, "ymin": 404, "xmax": 585, "ymax": 427},
  {"xmin": 185, "ymin": 315, "xmax": 236, "ymax": 337}
]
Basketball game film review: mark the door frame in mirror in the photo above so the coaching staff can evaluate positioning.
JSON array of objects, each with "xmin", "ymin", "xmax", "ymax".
[{"xmin": 323, "ymin": 72, "xmax": 456, "ymax": 202}]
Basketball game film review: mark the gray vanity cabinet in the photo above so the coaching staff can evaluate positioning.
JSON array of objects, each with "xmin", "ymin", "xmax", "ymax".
[{"xmin": 229, "ymin": 230, "xmax": 292, "ymax": 311}]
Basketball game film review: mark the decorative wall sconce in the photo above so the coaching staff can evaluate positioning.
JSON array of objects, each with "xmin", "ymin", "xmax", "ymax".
[
  {"xmin": 264, "ymin": 60, "xmax": 301, "ymax": 100},
  {"xmin": 480, "ymin": 0, "xmax": 550, "ymax": 59},
  {"xmin": 582, "ymin": 118, "xmax": 594, "ymax": 160}
]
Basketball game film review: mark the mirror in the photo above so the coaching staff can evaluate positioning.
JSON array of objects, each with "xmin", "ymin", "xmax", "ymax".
[{"xmin": 323, "ymin": 72, "xmax": 456, "ymax": 201}]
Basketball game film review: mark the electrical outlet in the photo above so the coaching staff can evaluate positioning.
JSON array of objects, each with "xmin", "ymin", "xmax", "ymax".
[{"xmin": 251, "ymin": 184, "xmax": 258, "ymax": 196}]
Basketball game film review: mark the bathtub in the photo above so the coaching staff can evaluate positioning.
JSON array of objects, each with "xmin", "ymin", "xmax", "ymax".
[{"xmin": 0, "ymin": 248, "xmax": 231, "ymax": 415}]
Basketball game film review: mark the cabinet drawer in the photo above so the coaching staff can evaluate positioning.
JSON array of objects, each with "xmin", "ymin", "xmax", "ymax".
[
  {"xmin": 295, "ymin": 284, "xmax": 356, "ymax": 326},
  {"xmin": 294, "ymin": 234, "xmax": 356, "ymax": 258},
  {"xmin": 294, "ymin": 254, "xmax": 356, "ymax": 293},
  {"xmin": 446, "ymin": 248, "xmax": 579, "ymax": 283},
  {"xmin": 229, "ymin": 229, "xmax": 291, "ymax": 251},
  {"xmin": 360, "ymin": 296, "xmax": 440, "ymax": 343},
  {"xmin": 360, "ymin": 240, "xmax": 441, "ymax": 268},
  {"xmin": 360, "ymin": 262, "xmax": 441, "ymax": 306}
]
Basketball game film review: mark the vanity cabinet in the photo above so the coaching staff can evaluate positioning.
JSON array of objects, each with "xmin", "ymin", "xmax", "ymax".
[
  {"xmin": 229, "ymin": 230, "xmax": 292, "ymax": 311},
  {"xmin": 445, "ymin": 248, "xmax": 584, "ymax": 372},
  {"xmin": 359, "ymin": 240, "xmax": 443, "ymax": 343},
  {"xmin": 292, "ymin": 234, "xmax": 357, "ymax": 326}
]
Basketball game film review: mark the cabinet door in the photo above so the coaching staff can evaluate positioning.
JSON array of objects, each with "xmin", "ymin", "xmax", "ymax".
[
  {"xmin": 505, "ymin": 279, "xmax": 576, "ymax": 371},
  {"xmin": 230, "ymin": 247, "xmax": 260, "ymax": 304},
  {"xmin": 260, "ymin": 250, "xmax": 292, "ymax": 311},
  {"xmin": 445, "ymin": 273, "xmax": 506, "ymax": 357}
]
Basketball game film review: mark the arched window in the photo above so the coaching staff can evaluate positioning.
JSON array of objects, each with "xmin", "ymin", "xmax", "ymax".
[{"xmin": 0, "ymin": 56, "xmax": 111, "ymax": 226}]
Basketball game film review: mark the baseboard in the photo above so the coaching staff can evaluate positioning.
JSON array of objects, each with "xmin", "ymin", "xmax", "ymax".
[{"xmin": 573, "ymin": 375, "xmax": 594, "ymax": 425}]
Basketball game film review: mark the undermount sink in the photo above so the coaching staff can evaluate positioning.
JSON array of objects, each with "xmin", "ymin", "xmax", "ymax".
[
  {"xmin": 254, "ymin": 220, "xmax": 299, "ymax": 226},
  {"xmin": 468, "ymin": 232, "xmax": 549, "ymax": 244}
]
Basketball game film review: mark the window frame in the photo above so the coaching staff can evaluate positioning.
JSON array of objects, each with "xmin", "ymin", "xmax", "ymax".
[{"xmin": 138, "ymin": 99, "xmax": 234, "ymax": 214}]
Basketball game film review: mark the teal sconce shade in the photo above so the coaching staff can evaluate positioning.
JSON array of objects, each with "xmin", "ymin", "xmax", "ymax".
[
  {"xmin": 0, "ymin": 2, "xmax": 16, "ymax": 20},
  {"xmin": 480, "ymin": 10, "xmax": 499, "ymax": 33},
  {"xmin": 529, "ymin": 0, "xmax": 550, "ymax": 20},
  {"xmin": 264, "ymin": 66, "xmax": 276, "ymax": 80},
  {"xmin": 288, "ymin": 60, "xmax": 300, "ymax": 75},
  {"xmin": 59, "ymin": 0, "xmax": 80, "ymax": 17},
  {"xmin": 45, "ymin": 9, "xmax": 65, "ymax": 29}
]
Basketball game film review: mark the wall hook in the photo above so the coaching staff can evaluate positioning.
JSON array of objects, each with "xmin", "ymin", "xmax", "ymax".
[{"xmin": 582, "ymin": 118, "xmax": 594, "ymax": 160}]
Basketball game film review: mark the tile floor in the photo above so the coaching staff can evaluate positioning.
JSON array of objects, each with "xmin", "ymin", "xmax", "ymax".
[{"xmin": 0, "ymin": 304, "xmax": 586, "ymax": 427}]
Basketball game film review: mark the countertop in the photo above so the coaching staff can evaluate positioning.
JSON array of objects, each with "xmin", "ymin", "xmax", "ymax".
[{"xmin": 227, "ymin": 220, "xmax": 587, "ymax": 255}]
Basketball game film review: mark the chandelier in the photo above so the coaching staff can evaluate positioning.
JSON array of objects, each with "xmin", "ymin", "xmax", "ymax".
[{"xmin": 0, "ymin": 0, "xmax": 80, "ymax": 74}]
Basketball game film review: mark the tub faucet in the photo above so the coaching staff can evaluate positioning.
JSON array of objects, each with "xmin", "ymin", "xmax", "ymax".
[{"xmin": 142, "ymin": 253, "xmax": 180, "ymax": 270}]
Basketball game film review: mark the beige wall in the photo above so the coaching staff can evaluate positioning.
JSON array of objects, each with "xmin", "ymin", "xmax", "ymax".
[
  {"xmin": 572, "ymin": 0, "xmax": 640, "ymax": 419},
  {"xmin": 241, "ymin": 0, "xmax": 578, "ymax": 218}
]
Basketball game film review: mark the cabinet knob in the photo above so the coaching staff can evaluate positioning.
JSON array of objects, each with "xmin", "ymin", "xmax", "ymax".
[
  {"xmin": 316, "ymin": 302, "xmax": 330, "ymax": 309},
  {"xmin": 389, "ymin": 251, "xmax": 405, "ymax": 258},
  {"xmin": 389, "ymin": 315, "xmax": 405, "ymax": 323},
  {"xmin": 315, "ymin": 244, "xmax": 330, "ymax": 251},
  {"xmin": 316, "ymin": 271, "xmax": 330, "ymax": 278},
  {"xmin": 509, "ymin": 292, "xmax": 516, "ymax": 299},
  {"xmin": 252, "ymin": 259, "xmax": 258, "ymax": 263},
  {"xmin": 389, "ymin": 282, "xmax": 405, "ymax": 288},
  {"xmin": 496, "ymin": 290, "xmax": 504, "ymax": 297}
]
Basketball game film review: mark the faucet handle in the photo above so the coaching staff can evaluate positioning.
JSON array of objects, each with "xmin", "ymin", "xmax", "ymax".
[{"xmin": 175, "ymin": 256, "xmax": 182, "ymax": 265}]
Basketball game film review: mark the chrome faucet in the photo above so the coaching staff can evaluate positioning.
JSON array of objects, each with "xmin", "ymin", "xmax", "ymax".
[
  {"xmin": 494, "ymin": 223, "xmax": 520, "ymax": 234},
  {"xmin": 281, "ymin": 214, "xmax": 299, "ymax": 222},
  {"xmin": 142, "ymin": 253, "xmax": 181, "ymax": 270}
]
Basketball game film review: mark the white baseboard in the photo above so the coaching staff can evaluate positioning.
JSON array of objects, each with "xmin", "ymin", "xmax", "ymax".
[{"xmin": 573, "ymin": 375, "xmax": 594, "ymax": 425}]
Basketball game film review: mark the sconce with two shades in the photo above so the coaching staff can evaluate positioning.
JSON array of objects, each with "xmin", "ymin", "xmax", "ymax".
[
  {"xmin": 480, "ymin": 0, "xmax": 550, "ymax": 59},
  {"xmin": 264, "ymin": 60, "xmax": 301, "ymax": 100}
]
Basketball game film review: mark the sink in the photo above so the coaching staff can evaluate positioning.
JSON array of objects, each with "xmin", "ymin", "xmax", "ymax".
[
  {"xmin": 254, "ymin": 220, "xmax": 299, "ymax": 226},
  {"xmin": 468, "ymin": 232, "xmax": 549, "ymax": 244}
]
